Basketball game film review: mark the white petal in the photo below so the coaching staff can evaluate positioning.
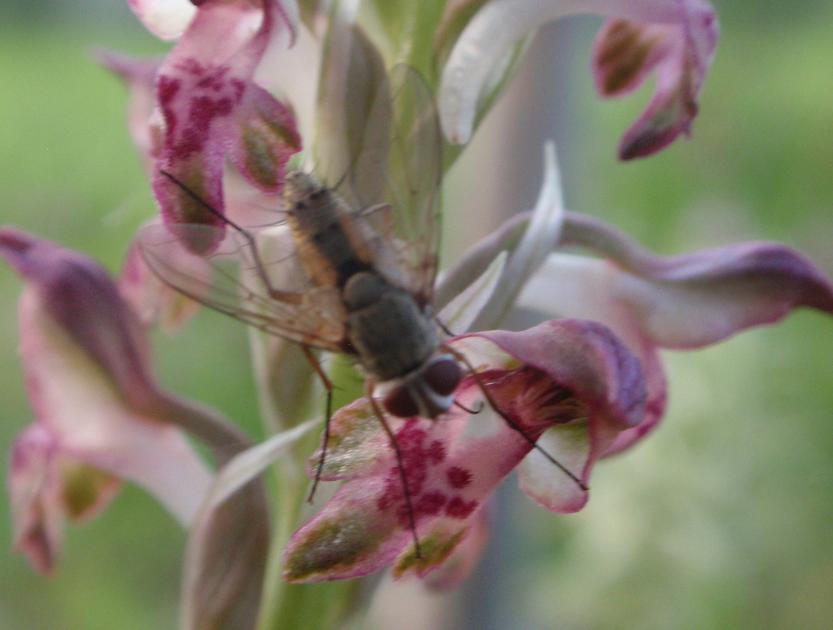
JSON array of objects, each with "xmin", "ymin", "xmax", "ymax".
[
  {"xmin": 471, "ymin": 141, "xmax": 564, "ymax": 329},
  {"xmin": 127, "ymin": 0, "xmax": 197, "ymax": 40},
  {"xmin": 517, "ymin": 423, "xmax": 590, "ymax": 513},
  {"xmin": 437, "ymin": 251, "xmax": 506, "ymax": 333}
]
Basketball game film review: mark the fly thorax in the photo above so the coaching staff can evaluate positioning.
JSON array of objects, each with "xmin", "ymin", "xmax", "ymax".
[
  {"xmin": 342, "ymin": 272, "xmax": 386, "ymax": 310},
  {"xmin": 343, "ymin": 272, "xmax": 437, "ymax": 381}
]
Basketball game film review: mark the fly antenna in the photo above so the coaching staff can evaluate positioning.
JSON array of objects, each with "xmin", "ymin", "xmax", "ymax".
[
  {"xmin": 303, "ymin": 345, "xmax": 335, "ymax": 504},
  {"xmin": 454, "ymin": 399, "xmax": 484, "ymax": 414},
  {"xmin": 443, "ymin": 344, "xmax": 589, "ymax": 492}
]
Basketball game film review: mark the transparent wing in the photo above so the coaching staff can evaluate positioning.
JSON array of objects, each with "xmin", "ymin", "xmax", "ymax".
[
  {"xmin": 317, "ymin": 63, "xmax": 443, "ymax": 307},
  {"xmin": 138, "ymin": 222, "xmax": 348, "ymax": 352}
]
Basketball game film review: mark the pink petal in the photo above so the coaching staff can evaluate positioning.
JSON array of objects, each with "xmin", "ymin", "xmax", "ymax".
[
  {"xmin": 17, "ymin": 287, "xmax": 213, "ymax": 527},
  {"xmin": 226, "ymin": 83, "xmax": 300, "ymax": 190},
  {"xmin": 466, "ymin": 320, "xmax": 647, "ymax": 430},
  {"xmin": 592, "ymin": 0, "xmax": 719, "ymax": 159},
  {"xmin": 9, "ymin": 425, "xmax": 67, "ymax": 574},
  {"xmin": 0, "ymin": 228, "xmax": 156, "ymax": 408},
  {"xmin": 0, "ymin": 229, "xmax": 214, "ymax": 573},
  {"xmin": 119, "ymin": 225, "xmax": 206, "ymax": 333},
  {"xmin": 153, "ymin": 1, "xmax": 300, "ymax": 252},
  {"xmin": 284, "ymin": 408, "xmax": 530, "ymax": 582},
  {"xmin": 305, "ymin": 397, "xmax": 399, "ymax": 482},
  {"xmin": 558, "ymin": 215, "xmax": 833, "ymax": 347},
  {"xmin": 9, "ymin": 424, "xmax": 122, "ymax": 574},
  {"xmin": 422, "ymin": 504, "xmax": 491, "ymax": 590},
  {"xmin": 96, "ymin": 50, "xmax": 162, "ymax": 168}
]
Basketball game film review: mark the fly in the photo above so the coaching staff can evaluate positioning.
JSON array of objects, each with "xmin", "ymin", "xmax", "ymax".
[{"xmin": 141, "ymin": 65, "xmax": 585, "ymax": 557}]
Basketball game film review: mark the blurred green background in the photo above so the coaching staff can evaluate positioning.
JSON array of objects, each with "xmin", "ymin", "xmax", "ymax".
[{"xmin": 1, "ymin": 2, "xmax": 832, "ymax": 629}]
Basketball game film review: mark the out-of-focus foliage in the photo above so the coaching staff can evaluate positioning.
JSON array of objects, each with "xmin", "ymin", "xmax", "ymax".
[{"xmin": 0, "ymin": 2, "xmax": 832, "ymax": 629}]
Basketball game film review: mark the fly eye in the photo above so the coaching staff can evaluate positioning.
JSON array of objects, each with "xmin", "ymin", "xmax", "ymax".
[
  {"xmin": 422, "ymin": 358, "xmax": 462, "ymax": 397},
  {"xmin": 383, "ymin": 386, "xmax": 419, "ymax": 418}
]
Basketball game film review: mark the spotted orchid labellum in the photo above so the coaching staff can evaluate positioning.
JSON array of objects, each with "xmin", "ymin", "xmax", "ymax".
[{"xmin": 3, "ymin": 1, "xmax": 833, "ymax": 629}]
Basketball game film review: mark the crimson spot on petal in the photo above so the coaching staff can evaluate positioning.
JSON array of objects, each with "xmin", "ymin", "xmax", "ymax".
[
  {"xmin": 446, "ymin": 496, "xmax": 477, "ymax": 519},
  {"xmin": 446, "ymin": 466, "xmax": 472, "ymax": 489}
]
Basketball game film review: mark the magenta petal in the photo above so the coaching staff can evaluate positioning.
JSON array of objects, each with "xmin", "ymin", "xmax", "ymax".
[{"xmin": 592, "ymin": 0, "xmax": 719, "ymax": 159}]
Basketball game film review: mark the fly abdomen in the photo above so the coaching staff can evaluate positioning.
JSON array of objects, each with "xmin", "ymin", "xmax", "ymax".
[{"xmin": 286, "ymin": 180, "xmax": 374, "ymax": 288}]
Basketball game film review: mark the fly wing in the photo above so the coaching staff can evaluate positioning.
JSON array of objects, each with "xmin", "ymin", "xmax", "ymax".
[
  {"xmin": 318, "ymin": 61, "xmax": 443, "ymax": 307},
  {"xmin": 138, "ymin": 222, "xmax": 348, "ymax": 352}
]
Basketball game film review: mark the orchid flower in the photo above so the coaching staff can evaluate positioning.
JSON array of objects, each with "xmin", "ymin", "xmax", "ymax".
[
  {"xmin": 126, "ymin": 0, "xmax": 302, "ymax": 251},
  {"xmin": 458, "ymin": 209, "xmax": 833, "ymax": 455},
  {"xmin": 438, "ymin": 0, "xmax": 718, "ymax": 158},
  {"xmin": 282, "ymin": 319, "xmax": 647, "ymax": 582},
  {"xmin": 0, "ymin": 228, "xmax": 214, "ymax": 571},
  {"xmin": 0, "ymin": 228, "xmax": 291, "ymax": 629}
]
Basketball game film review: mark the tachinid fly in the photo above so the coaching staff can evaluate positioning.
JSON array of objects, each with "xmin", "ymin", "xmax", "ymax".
[
  {"xmin": 141, "ymin": 66, "xmax": 461, "ymax": 553},
  {"xmin": 141, "ymin": 65, "xmax": 585, "ymax": 554},
  {"xmin": 142, "ymin": 65, "xmax": 459, "ymax": 421}
]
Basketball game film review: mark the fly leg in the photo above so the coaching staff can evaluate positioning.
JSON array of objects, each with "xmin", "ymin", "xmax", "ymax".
[
  {"xmin": 366, "ymin": 379, "xmax": 423, "ymax": 560},
  {"xmin": 159, "ymin": 170, "xmax": 304, "ymax": 305},
  {"xmin": 442, "ymin": 344, "xmax": 589, "ymax": 492},
  {"xmin": 303, "ymin": 345, "xmax": 334, "ymax": 504}
]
